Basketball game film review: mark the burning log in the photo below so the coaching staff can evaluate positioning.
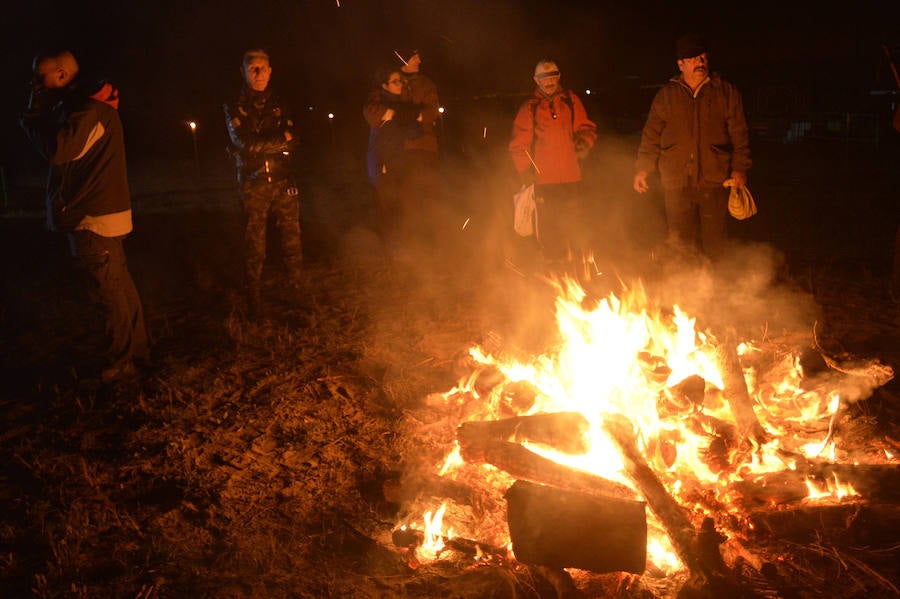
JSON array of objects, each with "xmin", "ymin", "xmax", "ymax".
[
  {"xmin": 505, "ymin": 479, "xmax": 647, "ymax": 574},
  {"xmin": 602, "ymin": 416, "xmax": 702, "ymax": 572},
  {"xmin": 729, "ymin": 463, "xmax": 900, "ymax": 507},
  {"xmin": 715, "ymin": 340, "xmax": 769, "ymax": 445},
  {"xmin": 382, "ymin": 473, "xmax": 478, "ymax": 507},
  {"xmin": 460, "ymin": 438, "xmax": 637, "ymax": 502},
  {"xmin": 746, "ymin": 503, "xmax": 900, "ymax": 545},
  {"xmin": 391, "ymin": 527, "xmax": 508, "ymax": 559},
  {"xmin": 457, "ymin": 412, "xmax": 590, "ymax": 455},
  {"xmin": 603, "ymin": 415, "xmax": 751, "ymax": 596}
]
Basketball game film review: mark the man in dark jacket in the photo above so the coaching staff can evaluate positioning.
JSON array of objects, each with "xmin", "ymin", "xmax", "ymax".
[
  {"xmin": 224, "ymin": 49, "xmax": 302, "ymax": 316},
  {"xmin": 633, "ymin": 34, "xmax": 751, "ymax": 261},
  {"xmin": 21, "ymin": 49, "xmax": 148, "ymax": 384},
  {"xmin": 399, "ymin": 50, "xmax": 443, "ymax": 245}
]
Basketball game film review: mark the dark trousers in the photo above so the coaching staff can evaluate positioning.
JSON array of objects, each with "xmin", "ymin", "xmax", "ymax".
[
  {"xmin": 68, "ymin": 230, "xmax": 149, "ymax": 368},
  {"xmin": 374, "ymin": 150, "xmax": 442, "ymax": 256},
  {"xmin": 664, "ymin": 186, "xmax": 729, "ymax": 259},
  {"xmin": 242, "ymin": 182, "xmax": 303, "ymax": 288},
  {"xmin": 535, "ymin": 182, "xmax": 585, "ymax": 268}
]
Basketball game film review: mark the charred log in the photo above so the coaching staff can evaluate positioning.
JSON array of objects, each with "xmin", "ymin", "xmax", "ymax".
[
  {"xmin": 730, "ymin": 463, "xmax": 900, "ymax": 507},
  {"xmin": 602, "ymin": 416, "xmax": 755, "ymax": 597},
  {"xmin": 457, "ymin": 412, "xmax": 590, "ymax": 455},
  {"xmin": 715, "ymin": 341, "xmax": 769, "ymax": 445},
  {"xmin": 602, "ymin": 416, "xmax": 702, "ymax": 572},
  {"xmin": 391, "ymin": 527, "xmax": 508, "ymax": 559},
  {"xmin": 460, "ymin": 438, "xmax": 637, "ymax": 501},
  {"xmin": 505, "ymin": 479, "xmax": 647, "ymax": 574},
  {"xmin": 746, "ymin": 503, "xmax": 900, "ymax": 546},
  {"xmin": 382, "ymin": 473, "xmax": 478, "ymax": 507}
]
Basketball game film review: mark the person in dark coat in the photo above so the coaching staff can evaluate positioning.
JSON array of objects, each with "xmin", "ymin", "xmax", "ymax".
[
  {"xmin": 363, "ymin": 67, "xmax": 424, "ymax": 258},
  {"xmin": 633, "ymin": 34, "xmax": 751, "ymax": 261},
  {"xmin": 20, "ymin": 49, "xmax": 149, "ymax": 384},
  {"xmin": 224, "ymin": 49, "xmax": 302, "ymax": 316}
]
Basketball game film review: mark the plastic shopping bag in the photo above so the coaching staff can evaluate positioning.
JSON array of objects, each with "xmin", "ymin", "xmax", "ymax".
[
  {"xmin": 513, "ymin": 184, "xmax": 537, "ymax": 237},
  {"xmin": 724, "ymin": 179, "xmax": 757, "ymax": 220}
]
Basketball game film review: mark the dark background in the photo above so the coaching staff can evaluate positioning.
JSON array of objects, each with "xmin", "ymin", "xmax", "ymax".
[
  {"xmin": 1, "ymin": 0, "xmax": 899, "ymax": 274},
  {"xmin": 3, "ymin": 1, "xmax": 900, "ymax": 163}
]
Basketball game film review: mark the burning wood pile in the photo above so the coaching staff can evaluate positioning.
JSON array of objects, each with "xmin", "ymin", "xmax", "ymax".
[{"xmin": 386, "ymin": 279, "xmax": 897, "ymax": 597}]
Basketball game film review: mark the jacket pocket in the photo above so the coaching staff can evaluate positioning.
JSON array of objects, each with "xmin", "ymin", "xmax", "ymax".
[{"xmin": 706, "ymin": 145, "xmax": 732, "ymax": 182}]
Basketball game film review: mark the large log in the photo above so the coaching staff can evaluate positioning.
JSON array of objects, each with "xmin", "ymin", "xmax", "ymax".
[
  {"xmin": 603, "ymin": 416, "xmax": 753, "ymax": 598},
  {"xmin": 505, "ymin": 480, "xmax": 647, "ymax": 574},
  {"xmin": 382, "ymin": 473, "xmax": 478, "ymax": 507},
  {"xmin": 460, "ymin": 438, "xmax": 638, "ymax": 502},
  {"xmin": 746, "ymin": 503, "xmax": 900, "ymax": 546},
  {"xmin": 729, "ymin": 463, "xmax": 900, "ymax": 507},
  {"xmin": 715, "ymin": 340, "xmax": 769, "ymax": 445},
  {"xmin": 602, "ymin": 416, "xmax": 703, "ymax": 573},
  {"xmin": 457, "ymin": 412, "xmax": 590, "ymax": 455}
]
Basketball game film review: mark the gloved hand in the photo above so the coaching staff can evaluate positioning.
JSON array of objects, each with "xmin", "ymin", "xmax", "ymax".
[{"xmin": 574, "ymin": 137, "xmax": 591, "ymax": 160}]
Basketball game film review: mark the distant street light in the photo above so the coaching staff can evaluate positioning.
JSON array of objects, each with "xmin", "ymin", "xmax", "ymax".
[{"xmin": 187, "ymin": 121, "xmax": 199, "ymax": 171}]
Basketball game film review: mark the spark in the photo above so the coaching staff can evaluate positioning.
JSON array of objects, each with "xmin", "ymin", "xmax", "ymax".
[
  {"xmin": 393, "ymin": 50, "xmax": 408, "ymax": 65},
  {"xmin": 462, "ymin": 218, "xmax": 470, "ymax": 230},
  {"xmin": 524, "ymin": 149, "xmax": 541, "ymax": 174}
]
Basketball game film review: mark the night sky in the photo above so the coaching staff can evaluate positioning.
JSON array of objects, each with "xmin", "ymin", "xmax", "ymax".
[{"xmin": 3, "ymin": 0, "xmax": 900, "ymax": 169}]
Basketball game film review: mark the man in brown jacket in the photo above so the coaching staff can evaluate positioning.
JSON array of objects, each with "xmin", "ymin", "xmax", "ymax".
[
  {"xmin": 398, "ymin": 49, "xmax": 443, "ymax": 250},
  {"xmin": 633, "ymin": 34, "xmax": 751, "ymax": 260}
]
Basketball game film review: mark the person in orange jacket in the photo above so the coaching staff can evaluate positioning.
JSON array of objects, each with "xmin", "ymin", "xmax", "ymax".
[{"xmin": 509, "ymin": 59, "xmax": 597, "ymax": 276}]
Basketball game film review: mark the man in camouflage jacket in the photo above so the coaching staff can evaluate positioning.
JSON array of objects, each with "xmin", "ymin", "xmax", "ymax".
[{"xmin": 225, "ymin": 49, "xmax": 302, "ymax": 314}]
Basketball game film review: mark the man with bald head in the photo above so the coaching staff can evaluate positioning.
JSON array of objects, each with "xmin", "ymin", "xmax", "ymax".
[
  {"xmin": 225, "ymin": 49, "xmax": 301, "ymax": 318},
  {"xmin": 509, "ymin": 59, "xmax": 597, "ymax": 279},
  {"xmin": 21, "ymin": 49, "xmax": 148, "ymax": 384}
]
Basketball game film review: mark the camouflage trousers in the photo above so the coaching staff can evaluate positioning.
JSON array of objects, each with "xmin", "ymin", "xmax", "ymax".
[{"xmin": 241, "ymin": 181, "xmax": 303, "ymax": 289}]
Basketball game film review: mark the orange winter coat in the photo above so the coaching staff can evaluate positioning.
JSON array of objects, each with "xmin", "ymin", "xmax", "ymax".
[{"xmin": 509, "ymin": 88, "xmax": 597, "ymax": 185}]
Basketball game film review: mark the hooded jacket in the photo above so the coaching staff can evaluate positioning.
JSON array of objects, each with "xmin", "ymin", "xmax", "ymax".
[
  {"xmin": 635, "ymin": 73, "xmax": 751, "ymax": 190},
  {"xmin": 509, "ymin": 88, "xmax": 597, "ymax": 185},
  {"xmin": 20, "ymin": 80, "xmax": 132, "ymax": 235}
]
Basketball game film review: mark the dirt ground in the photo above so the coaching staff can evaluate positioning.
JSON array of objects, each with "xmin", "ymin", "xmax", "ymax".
[{"xmin": 1, "ymin": 133, "xmax": 899, "ymax": 598}]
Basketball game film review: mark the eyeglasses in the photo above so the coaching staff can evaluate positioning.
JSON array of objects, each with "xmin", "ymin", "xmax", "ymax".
[
  {"xmin": 388, "ymin": 79, "xmax": 405, "ymax": 85},
  {"xmin": 536, "ymin": 70, "xmax": 561, "ymax": 80}
]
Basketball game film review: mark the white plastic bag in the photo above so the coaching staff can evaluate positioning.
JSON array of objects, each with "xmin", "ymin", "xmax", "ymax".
[
  {"xmin": 724, "ymin": 179, "xmax": 757, "ymax": 220},
  {"xmin": 513, "ymin": 184, "xmax": 538, "ymax": 237}
]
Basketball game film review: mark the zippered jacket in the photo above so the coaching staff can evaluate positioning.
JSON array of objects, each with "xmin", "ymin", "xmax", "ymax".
[
  {"xmin": 509, "ymin": 88, "xmax": 597, "ymax": 185},
  {"xmin": 635, "ymin": 73, "xmax": 751, "ymax": 190},
  {"xmin": 21, "ymin": 81, "xmax": 132, "ymax": 234},
  {"xmin": 225, "ymin": 87, "xmax": 297, "ymax": 187}
]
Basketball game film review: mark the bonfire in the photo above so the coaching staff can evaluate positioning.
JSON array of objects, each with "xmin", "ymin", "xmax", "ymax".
[{"xmin": 389, "ymin": 275, "xmax": 896, "ymax": 598}]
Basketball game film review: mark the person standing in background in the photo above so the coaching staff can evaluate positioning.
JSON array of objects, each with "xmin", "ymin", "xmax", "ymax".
[
  {"xmin": 633, "ymin": 34, "xmax": 751, "ymax": 262},
  {"xmin": 20, "ymin": 49, "xmax": 149, "ymax": 384},
  {"xmin": 509, "ymin": 59, "xmax": 597, "ymax": 278},
  {"xmin": 224, "ymin": 49, "xmax": 302, "ymax": 318}
]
